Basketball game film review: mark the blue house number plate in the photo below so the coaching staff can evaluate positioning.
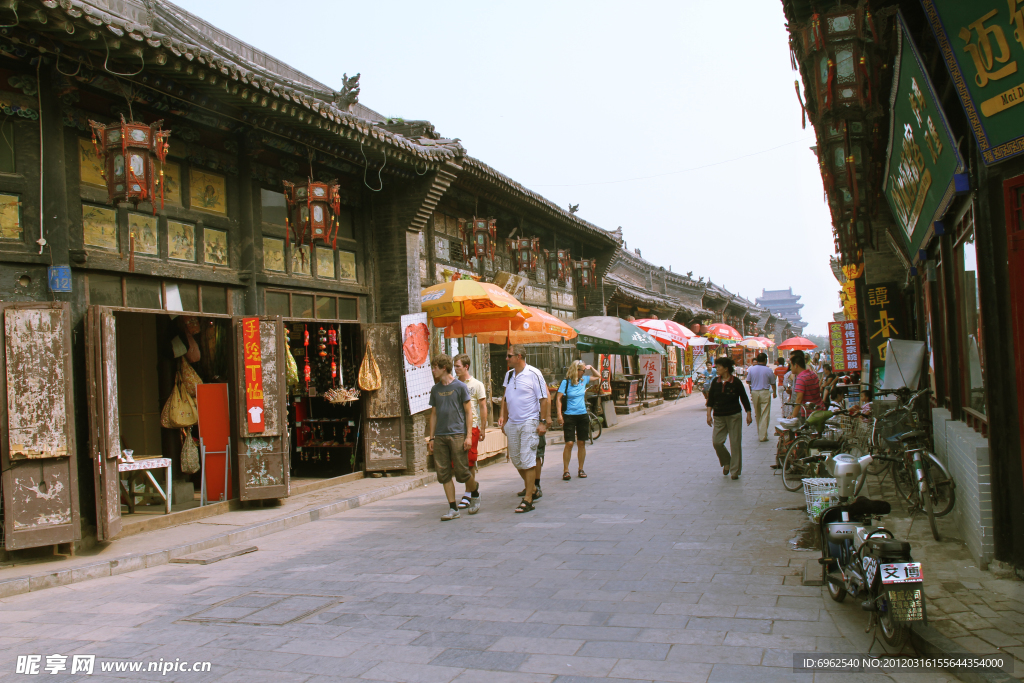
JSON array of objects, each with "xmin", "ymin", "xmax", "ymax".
[{"xmin": 47, "ymin": 266, "xmax": 71, "ymax": 293}]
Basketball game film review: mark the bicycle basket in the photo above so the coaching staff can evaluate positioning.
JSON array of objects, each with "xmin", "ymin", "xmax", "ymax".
[
  {"xmin": 824, "ymin": 414, "xmax": 852, "ymax": 441},
  {"xmin": 876, "ymin": 407, "xmax": 915, "ymax": 442},
  {"xmin": 804, "ymin": 477, "xmax": 839, "ymax": 522}
]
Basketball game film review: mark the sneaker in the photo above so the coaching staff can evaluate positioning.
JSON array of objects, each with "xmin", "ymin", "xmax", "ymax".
[
  {"xmin": 466, "ymin": 496, "xmax": 481, "ymax": 515},
  {"xmin": 440, "ymin": 508, "xmax": 460, "ymax": 521}
]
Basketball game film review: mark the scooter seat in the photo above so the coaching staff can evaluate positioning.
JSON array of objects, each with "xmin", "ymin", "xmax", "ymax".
[
  {"xmin": 810, "ymin": 439, "xmax": 843, "ymax": 450},
  {"xmin": 778, "ymin": 418, "xmax": 800, "ymax": 430},
  {"xmin": 884, "ymin": 430, "xmax": 926, "ymax": 449},
  {"xmin": 865, "ymin": 537, "xmax": 912, "ymax": 558}
]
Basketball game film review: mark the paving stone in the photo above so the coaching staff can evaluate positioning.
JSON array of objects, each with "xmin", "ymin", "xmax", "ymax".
[
  {"xmin": 487, "ymin": 636, "xmax": 584, "ymax": 656},
  {"xmin": 575, "ymin": 640, "xmax": 670, "ymax": 660}
]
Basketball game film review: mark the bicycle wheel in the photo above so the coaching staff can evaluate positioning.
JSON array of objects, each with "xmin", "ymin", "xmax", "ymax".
[
  {"xmin": 923, "ymin": 476, "xmax": 940, "ymax": 541},
  {"xmin": 588, "ymin": 412, "xmax": 602, "ymax": 442},
  {"xmin": 923, "ymin": 452, "xmax": 956, "ymax": 517},
  {"xmin": 782, "ymin": 439, "xmax": 811, "ymax": 492},
  {"xmin": 891, "ymin": 457, "xmax": 921, "ymax": 508}
]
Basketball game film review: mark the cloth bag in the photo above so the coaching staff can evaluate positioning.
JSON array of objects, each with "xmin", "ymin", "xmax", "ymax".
[
  {"xmin": 358, "ymin": 342, "xmax": 381, "ymax": 391},
  {"xmin": 180, "ymin": 429, "xmax": 200, "ymax": 474},
  {"xmin": 179, "ymin": 358, "xmax": 203, "ymax": 398},
  {"xmin": 161, "ymin": 369, "xmax": 198, "ymax": 428}
]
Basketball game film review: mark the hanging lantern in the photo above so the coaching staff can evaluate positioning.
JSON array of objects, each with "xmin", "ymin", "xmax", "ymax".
[
  {"xmin": 544, "ymin": 249, "xmax": 572, "ymax": 284},
  {"xmin": 572, "ymin": 258, "xmax": 597, "ymax": 288},
  {"xmin": 88, "ymin": 116, "xmax": 171, "ymax": 212},
  {"xmin": 282, "ymin": 178, "xmax": 343, "ymax": 247},
  {"xmin": 459, "ymin": 217, "xmax": 497, "ymax": 262},
  {"xmin": 507, "ymin": 238, "xmax": 540, "ymax": 274}
]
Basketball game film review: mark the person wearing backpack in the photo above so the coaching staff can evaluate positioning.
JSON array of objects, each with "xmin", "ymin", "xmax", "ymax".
[{"xmin": 555, "ymin": 360, "xmax": 600, "ymax": 481}]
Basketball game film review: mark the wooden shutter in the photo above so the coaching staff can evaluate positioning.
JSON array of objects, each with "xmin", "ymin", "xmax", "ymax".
[
  {"xmin": 0, "ymin": 302, "xmax": 79, "ymax": 550},
  {"xmin": 234, "ymin": 316, "xmax": 289, "ymax": 500},
  {"xmin": 85, "ymin": 306, "xmax": 122, "ymax": 541},
  {"xmin": 361, "ymin": 323, "xmax": 406, "ymax": 471}
]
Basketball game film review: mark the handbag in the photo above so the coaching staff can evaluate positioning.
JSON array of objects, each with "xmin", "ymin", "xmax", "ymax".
[
  {"xmin": 557, "ymin": 380, "xmax": 568, "ymax": 414},
  {"xmin": 160, "ymin": 370, "xmax": 199, "ymax": 428},
  {"xmin": 179, "ymin": 358, "xmax": 203, "ymax": 398},
  {"xmin": 180, "ymin": 428, "xmax": 200, "ymax": 474},
  {"xmin": 358, "ymin": 342, "xmax": 382, "ymax": 391}
]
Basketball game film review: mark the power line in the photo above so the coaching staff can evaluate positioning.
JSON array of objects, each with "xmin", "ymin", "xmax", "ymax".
[{"xmin": 528, "ymin": 136, "xmax": 816, "ymax": 188}]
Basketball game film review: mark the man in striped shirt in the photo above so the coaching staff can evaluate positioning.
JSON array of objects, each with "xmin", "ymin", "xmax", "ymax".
[{"xmin": 790, "ymin": 350, "xmax": 823, "ymax": 415}]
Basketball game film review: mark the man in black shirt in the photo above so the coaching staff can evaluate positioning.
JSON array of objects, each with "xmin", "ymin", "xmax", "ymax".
[{"xmin": 705, "ymin": 356, "xmax": 752, "ymax": 480}]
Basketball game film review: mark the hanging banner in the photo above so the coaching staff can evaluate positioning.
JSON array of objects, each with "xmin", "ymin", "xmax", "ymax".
[
  {"xmin": 923, "ymin": 0, "xmax": 1024, "ymax": 165},
  {"xmin": 884, "ymin": 12, "xmax": 966, "ymax": 256},
  {"xmin": 684, "ymin": 345, "xmax": 694, "ymax": 370},
  {"xmin": 828, "ymin": 320, "xmax": 861, "ymax": 372},
  {"xmin": 400, "ymin": 312, "xmax": 433, "ymax": 414},
  {"xmin": 242, "ymin": 317, "xmax": 265, "ymax": 433},
  {"xmin": 639, "ymin": 354, "xmax": 663, "ymax": 394},
  {"xmin": 863, "ymin": 282, "xmax": 908, "ymax": 388},
  {"xmin": 598, "ymin": 354, "xmax": 612, "ymax": 395}
]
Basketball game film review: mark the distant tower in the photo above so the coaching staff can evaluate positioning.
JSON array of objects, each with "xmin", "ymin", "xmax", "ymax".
[{"xmin": 756, "ymin": 288, "xmax": 807, "ymax": 332}]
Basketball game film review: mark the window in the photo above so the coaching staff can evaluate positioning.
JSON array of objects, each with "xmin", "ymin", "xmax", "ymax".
[
  {"xmin": 316, "ymin": 296, "xmax": 335, "ymax": 319},
  {"xmin": 88, "ymin": 273, "xmax": 123, "ymax": 306},
  {"xmin": 336, "ymin": 208, "xmax": 354, "ymax": 240},
  {"xmin": 126, "ymin": 278, "xmax": 162, "ymax": 309},
  {"xmin": 266, "ymin": 291, "xmax": 290, "ymax": 316},
  {"xmin": 261, "ymin": 189, "xmax": 287, "ymax": 226},
  {"xmin": 293, "ymin": 294, "xmax": 314, "ymax": 318},
  {"xmin": 956, "ymin": 212, "xmax": 985, "ymax": 417},
  {"xmin": 178, "ymin": 283, "xmax": 200, "ymax": 312},
  {"xmin": 202, "ymin": 287, "xmax": 228, "ymax": 314},
  {"xmin": 87, "ymin": 275, "xmax": 231, "ymax": 314},
  {"xmin": 264, "ymin": 289, "xmax": 359, "ymax": 320}
]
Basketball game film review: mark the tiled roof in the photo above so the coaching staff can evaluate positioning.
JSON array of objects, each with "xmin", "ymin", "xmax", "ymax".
[{"xmin": 604, "ymin": 273, "xmax": 682, "ymax": 312}]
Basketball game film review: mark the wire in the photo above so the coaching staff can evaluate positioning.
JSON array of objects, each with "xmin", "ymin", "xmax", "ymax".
[
  {"xmin": 529, "ymin": 136, "xmax": 816, "ymax": 188},
  {"xmin": 54, "ymin": 52, "xmax": 82, "ymax": 77},
  {"xmin": 0, "ymin": 5, "xmax": 17, "ymax": 29},
  {"xmin": 103, "ymin": 34, "xmax": 144, "ymax": 78},
  {"xmin": 361, "ymin": 140, "xmax": 385, "ymax": 192}
]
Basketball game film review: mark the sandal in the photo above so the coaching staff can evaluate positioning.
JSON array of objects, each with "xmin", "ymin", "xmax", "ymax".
[
  {"xmin": 578, "ymin": 470, "xmax": 588, "ymax": 478},
  {"xmin": 562, "ymin": 472, "xmax": 571, "ymax": 481},
  {"xmin": 457, "ymin": 494, "xmax": 472, "ymax": 509},
  {"xmin": 514, "ymin": 499, "xmax": 535, "ymax": 513}
]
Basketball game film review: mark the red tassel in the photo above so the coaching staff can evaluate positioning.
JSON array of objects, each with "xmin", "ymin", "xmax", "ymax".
[
  {"xmin": 824, "ymin": 59, "xmax": 835, "ymax": 110},
  {"xmin": 858, "ymin": 56, "xmax": 872, "ymax": 106}
]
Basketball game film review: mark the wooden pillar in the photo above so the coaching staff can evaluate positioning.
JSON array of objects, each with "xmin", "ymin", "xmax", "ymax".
[
  {"xmin": 939, "ymin": 232, "xmax": 961, "ymax": 420},
  {"xmin": 236, "ymin": 133, "xmax": 258, "ymax": 314}
]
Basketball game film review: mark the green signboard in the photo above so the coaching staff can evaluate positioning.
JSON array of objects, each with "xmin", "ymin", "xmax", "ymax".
[
  {"xmin": 923, "ymin": 0, "xmax": 1024, "ymax": 164},
  {"xmin": 884, "ymin": 13, "xmax": 965, "ymax": 256}
]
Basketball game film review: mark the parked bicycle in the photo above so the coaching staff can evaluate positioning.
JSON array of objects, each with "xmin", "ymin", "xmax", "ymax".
[{"xmin": 779, "ymin": 403, "xmax": 846, "ymax": 492}]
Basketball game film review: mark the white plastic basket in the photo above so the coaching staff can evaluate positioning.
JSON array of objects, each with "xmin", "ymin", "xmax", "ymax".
[{"xmin": 804, "ymin": 477, "xmax": 838, "ymax": 522}]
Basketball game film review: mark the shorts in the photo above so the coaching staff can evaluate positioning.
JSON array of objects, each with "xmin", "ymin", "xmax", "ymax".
[
  {"xmin": 433, "ymin": 435, "xmax": 471, "ymax": 485},
  {"xmin": 562, "ymin": 413, "xmax": 590, "ymax": 442},
  {"xmin": 505, "ymin": 420, "xmax": 539, "ymax": 470},
  {"xmin": 468, "ymin": 427, "xmax": 480, "ymax": 467}
]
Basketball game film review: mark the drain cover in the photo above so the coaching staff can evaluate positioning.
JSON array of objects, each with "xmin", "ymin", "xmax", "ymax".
[{"xmin": 182, "ymin": 592, "xmax": 343, "ymax": 626}]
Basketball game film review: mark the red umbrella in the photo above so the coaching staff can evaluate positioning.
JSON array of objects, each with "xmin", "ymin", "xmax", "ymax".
[
  {"xmin": 778, "ymin": 336, "xmax": 817, "ymax": 350},
  {"xmin": 706, "ymin": 323, "xmax": 742, "ymax": 341},
  {"xmin": 633, "ymin": 318, "xmax": 694, "ymax": 347}
]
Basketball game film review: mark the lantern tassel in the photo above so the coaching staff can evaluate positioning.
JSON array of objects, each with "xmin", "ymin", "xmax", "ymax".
[
  {"xmin": 858, "ymin": 56, "xmax": 872, "ymax": 106},
  {"xmin": 824, "ymin": 59, "xmax": 835, "ymax": 110},
  {"xmin": 794, "ymin": 80, "xmax": 807, "ymax": 129}
]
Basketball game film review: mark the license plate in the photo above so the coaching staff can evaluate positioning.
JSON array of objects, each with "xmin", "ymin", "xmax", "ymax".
[{"xmin": 880, "ymin": 562, "xmax": 922, "ymax": 584}]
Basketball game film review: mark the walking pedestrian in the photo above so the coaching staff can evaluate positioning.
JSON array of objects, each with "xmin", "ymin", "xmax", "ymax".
[
  {"xmin": 426, "ymin": 354, "xmax": 479, "ymax": 521},
  {"xmin": 498, "ymin": 344, "xmax": 550, "ymax": 513},
  {"xmin": 781, "ymin": 365, "xmax": 795, "ymax": 418},
  {"xmin": 454, "ymin": 354, "xmax": 488, "ymax": 510},
  {"xmin": 773, "ymin": 357, "xmax": 788, "ymax": 393},
  {"xmin": 555, "ymin": 360, "xmax": 599, "ymax": 481},
  {"xmin": 745, "ymin": 352, "xmax": 776, "ymax": 442},
  {"xmin": 705, "ymin": 356, "xmax": 752, "ymax": 480},
  {"xmin": 791, "ymin": 350, "xmax": 824, "ymax": 415}
]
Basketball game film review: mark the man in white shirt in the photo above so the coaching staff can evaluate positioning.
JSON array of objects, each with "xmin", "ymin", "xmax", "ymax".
[
  {"xmin": 499, "ymin": 344, "xmax": 550, "ymax": 513},
  {"xmin": 745, "ymin": 352, "xmax": 777, "ymax": 442},
  {"xmin": 454, "ymin": 354, "xmax": 488, "ymax": 510}
]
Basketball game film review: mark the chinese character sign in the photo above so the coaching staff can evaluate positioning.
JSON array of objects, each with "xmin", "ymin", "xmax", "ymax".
[
  {"xmin": 924, "ymin": 0, "xmax": 1024, "ymax": 164},
  {"xmin": 639, "ymin": 354, "xmax": 662, "ymax": 394},
  {"xmin": 884, "ymin": 13, "xmax": 965, "ymax": 254},
  {"xmin": 242, "ymin": 317, "xmax": 265, "ymax": 433},
  {"xmin": 864, "ymin": 282, "xmax": 908, "ymax": 388},
  {"xmin": 829, "ymin": 321, "xmax": 861, "ymax": 372},
  {"xmin": 598, "ymin": 354, "xmax": 612, "ymax": 395}
]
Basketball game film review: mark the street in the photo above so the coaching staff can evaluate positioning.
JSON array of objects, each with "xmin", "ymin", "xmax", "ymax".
[{"xmin": 0, "ymin": 398, "xmax": 957, "ymax": 683}]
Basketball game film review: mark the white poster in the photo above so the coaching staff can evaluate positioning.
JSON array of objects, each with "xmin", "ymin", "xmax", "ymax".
[
  {"xmin": 639, "ymin": 354, "xmax": 663, "ymax": 394},
  {"xmin": 401, "ymin": 312, "xmax": 433, "ymax": 414}
]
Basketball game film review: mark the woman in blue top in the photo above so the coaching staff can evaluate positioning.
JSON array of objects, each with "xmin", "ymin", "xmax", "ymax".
[{"xmin": 555, "ymin": 360, "xmax": 600, "ymax": 480}]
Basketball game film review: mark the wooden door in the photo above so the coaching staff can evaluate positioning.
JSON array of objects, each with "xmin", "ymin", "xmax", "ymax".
[
  {"xmin": 0, "ymin": 302, "xmax": 79, "ymax": 550},
  {"xmin": 361, "ymin": 323, "xmax": 405, "ymax": 471},
  {"xmin": 234, "ymin": 316, "xmax": 289, "ymax": 500},
  {"xmin": 85, "ymin": 306, "xmax": 122, "ymax": 540},
  {"xmin": 1004, "ymin": 176, "xmax": 1024, "ymax": 489}
]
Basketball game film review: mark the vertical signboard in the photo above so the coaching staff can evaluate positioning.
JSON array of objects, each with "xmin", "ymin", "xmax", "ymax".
[
  {"xmin": 400, "ymin": 312, "xmax": 433, "ymax": 415},
  {"xmin": 242, "ymin": 318, "xmax": 265, "ymax": 432},
  {"xmin": 598, "ymin": 354, "xmax": 612, "ymax": 395},
  {"xmin": 828, "ymin": 321, "xmax": 861, "ymax": 373},
  {"xmin": 884, "ymin": 13, "xmax": 965, "ymax": 255},
  {"xmin": 639, "ymin": 354, "xmax": 663, "ymax": 394},
  {"xmin": 864, "ymin": 282, "xmax": 908, "ymax": 388}
]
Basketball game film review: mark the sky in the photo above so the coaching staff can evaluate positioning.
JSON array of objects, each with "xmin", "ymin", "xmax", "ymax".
[{"xmin": 172, "ymin": 0, "xmax": 839, "ymax": 335}]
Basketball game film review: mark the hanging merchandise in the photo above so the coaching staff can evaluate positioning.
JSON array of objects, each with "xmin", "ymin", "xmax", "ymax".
[
  {"xmin": 161, "ymin": 369, "xmax": 199, "ymax": 428},
  {"xmin": 284, "ymin": 328, "xmax": 299, "ymax": 393},
  {"xmin": 180, "ymin": 428, "xmax": 200, "ymax": 474},
  {"xmin": 318, "ymin": 327, "xmax": 328, "ymax": 358},
  {"xmin": 282, "ymin": 178, "xmax": 343, "ymax": 247},
  {"xmin": 88, "ymin": 116, "xmax": 172, "ymax": 212},
  {"xmin": 459, "ymin": 217, "xmax": 497, "ymax": 262},
  {"xmin": 178, "ymin": 358, "xmax": 203, "ymax": 399},
  {"xmin": 507, "ymin": 237, "xmax": 540, "ymax": 274},
  {"xmin": 358, "ymin": 342, "xmax": 382, "ymax": 391}
]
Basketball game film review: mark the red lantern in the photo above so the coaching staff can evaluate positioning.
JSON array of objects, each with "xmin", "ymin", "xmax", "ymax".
[
  {"xmin": 507, "ymin": 238, "xmax": 540, "ymax": 274},
  {"xmin": 282, "ymin": 178, "xmax": 343, "ymax": 247},
  {"xmin": 459, "ymin": 217, "xmax": 497, "ymax": 262},
  {"xmin": 88, "ymin": 116, "xmax": 171, "ymax": 212}
]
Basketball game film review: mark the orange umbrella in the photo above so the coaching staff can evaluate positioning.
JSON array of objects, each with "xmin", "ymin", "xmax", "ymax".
[
  {"xmin": 421, "ymin": 280, "xmax": 532, "ymax": 332},
  {"xmin": 778, "ymin": 336, "xmax": 818, "ymax": 350},
  {"xmin": 445, "ymin": 306, "xmax": 577, "ymax": 344}
]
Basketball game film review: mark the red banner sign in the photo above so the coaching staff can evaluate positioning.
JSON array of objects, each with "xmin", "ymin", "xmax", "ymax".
[
  {"xmin": 598, "ymin": 354, "xmax": 612, "ymax": 395},
  {"xmin": 242, "ymin": 318, "xmax": 265, "ymax": 432},
  {"xmin": 829, "ymin": 320, "xmax": 861, "ymax": 372}
]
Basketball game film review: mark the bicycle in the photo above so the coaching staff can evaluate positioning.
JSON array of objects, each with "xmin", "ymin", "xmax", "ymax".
[{"xmin": 780, "ymin": 403, "xmax": 845, "ymax": 492}]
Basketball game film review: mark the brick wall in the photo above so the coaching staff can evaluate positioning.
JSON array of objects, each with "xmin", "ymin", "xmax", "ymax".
[{"xmin": 932, "ymin": 408, "xmax": 994, "ymax": 566}]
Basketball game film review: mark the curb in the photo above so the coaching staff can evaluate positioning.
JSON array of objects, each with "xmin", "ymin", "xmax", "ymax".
[
  {"xmin": 911, "ymin": 623, "xmax": 1019, "ymax": 683},
  {"xmin": 0, "ymin": 472, "xmax": 439, "ymax": 600}
]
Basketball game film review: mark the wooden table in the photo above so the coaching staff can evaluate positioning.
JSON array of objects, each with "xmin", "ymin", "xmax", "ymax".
[{"xmin": 119, "ymin": 457, "xmax": 173, "ymax": 514}]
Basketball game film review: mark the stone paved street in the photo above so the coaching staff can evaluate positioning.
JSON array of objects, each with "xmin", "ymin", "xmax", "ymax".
[{"xmin": 0, "ymin": 398, "xmax": 962, "ymax": 682}]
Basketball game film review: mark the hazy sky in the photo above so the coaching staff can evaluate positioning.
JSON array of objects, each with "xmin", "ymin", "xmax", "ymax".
[{"xmin": 173, "ymin": 0, "xmax": 838, "ymax": 334}]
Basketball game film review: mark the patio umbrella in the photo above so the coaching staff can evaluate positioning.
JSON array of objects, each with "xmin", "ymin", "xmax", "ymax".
[
  {"xmin": 687, "ymin": 337, "xmax": 711, "ymax": 348},
  {"xmin": 445, "ymin": 306, "xmax": 577, "ymax": 345},
  {"xmin": 420, "ymin": 280, "xmax": 532, "ymax": 332},
  {"xmin": 756, "ymin": 336, "xmax": 775, "ymax": 347},
  {"xmin": 632, "ymin": 318, "xmax": 694, "ymax": 348},
  {"xmin": 571, "ymin": 316, "xmax": 666, "ymax": 354},
  {"xmin": 737, "ymin": 338, "xmax": 767, "ymax": 349},
  {"xmin": 706, "ymin": 323, "xmax": 743, "ymax": 342},
  {"xmin": 778, "ymin": 336, "xmax": 818, "ymax": 351}
]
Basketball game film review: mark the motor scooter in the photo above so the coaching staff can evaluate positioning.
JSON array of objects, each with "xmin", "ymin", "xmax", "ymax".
[{"xmin": 819, "ymin": 453, "xmax": 925, "ymax": 650}]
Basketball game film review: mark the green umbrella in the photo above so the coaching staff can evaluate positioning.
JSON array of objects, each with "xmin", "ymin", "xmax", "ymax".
[{"xmin": 571, "ymin": 316, "xmax": 666, "ymax": 354}]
